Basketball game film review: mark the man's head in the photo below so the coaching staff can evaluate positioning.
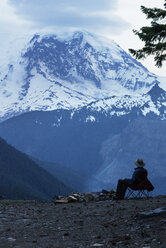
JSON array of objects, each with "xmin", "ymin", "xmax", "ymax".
[{"xmin": 135, "ymin": 158, "xmax": 145, "ymax": 167}]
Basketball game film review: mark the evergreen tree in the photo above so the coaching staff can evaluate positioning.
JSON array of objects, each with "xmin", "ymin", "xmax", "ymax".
[{"xmin": 129, "ymin": 1, "xmax": 166, "ymax": 67}]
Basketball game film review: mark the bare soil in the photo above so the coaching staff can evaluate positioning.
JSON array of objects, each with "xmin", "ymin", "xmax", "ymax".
[{"xmin": 0, "ymin": 195, "xmax": 166, "ymax": 248}]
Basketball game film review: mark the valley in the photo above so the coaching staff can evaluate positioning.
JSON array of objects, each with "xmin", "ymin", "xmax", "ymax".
[{"xmin": 0, "ymin": 31, "xmax": 165, "ymax": 198}]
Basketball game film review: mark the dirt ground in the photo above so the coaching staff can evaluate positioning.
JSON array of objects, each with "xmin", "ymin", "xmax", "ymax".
[{"xmin": 0, "ymin": 195, "xmax": 165, "ymax": 248}]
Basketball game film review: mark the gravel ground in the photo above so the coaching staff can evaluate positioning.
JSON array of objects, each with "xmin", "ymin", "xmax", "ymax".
[{"xmin": 0, "ymin": 196, "xmax": 165, "ymax": 248}]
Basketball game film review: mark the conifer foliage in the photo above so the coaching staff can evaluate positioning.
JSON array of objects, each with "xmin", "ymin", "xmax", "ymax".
[{"xmin": 129, "ymin": 1, "xmax": 166, "ymax": 67}]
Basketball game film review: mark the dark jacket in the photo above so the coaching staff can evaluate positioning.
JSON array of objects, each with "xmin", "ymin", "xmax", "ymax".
[
  {"xmin": 125, "ymin": 167, "xmax": 148, "ymax": 187},
  {"xmin": 131, "ymin": 167, "xmax": 147, "ymax": 185}
]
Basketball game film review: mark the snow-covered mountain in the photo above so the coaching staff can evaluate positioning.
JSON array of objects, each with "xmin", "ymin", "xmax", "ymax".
[
  {"xmin": 0, "ymin": 31, "xmax": 161, "ymax": 121},
  {"xmin": 0, "ymin": 84, "xmax": 166, "ymax": 194},
  {"xmin": 1, "ymin": 31, "xmax": 166, "ymax": 194},
  {"xmin": 77, "ymin": 83, "xmax": 166, "ymax": 122}
]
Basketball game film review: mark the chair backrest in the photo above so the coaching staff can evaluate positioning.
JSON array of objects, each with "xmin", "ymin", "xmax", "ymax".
[{"xmin": 138, "ymin": 179, "xmax": 154, "ymax": 192}]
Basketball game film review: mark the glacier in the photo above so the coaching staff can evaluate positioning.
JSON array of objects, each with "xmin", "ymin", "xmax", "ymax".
[{"xmin": 0, "ymin": 30, "xmax": 163, "ymax": 121}]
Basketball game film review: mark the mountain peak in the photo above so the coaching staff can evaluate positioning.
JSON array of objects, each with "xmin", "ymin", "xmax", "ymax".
[
  {"xmin": 0, "ymin": 30, "xmax": 162, "ymax": 121},
  {"xmin": 147, "ymin": 83, "xmax": 166, "ymax": 100}
]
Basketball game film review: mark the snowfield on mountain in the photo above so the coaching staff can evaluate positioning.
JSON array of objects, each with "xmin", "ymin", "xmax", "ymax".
[
  {"xmin": 0, "ymin": 31, "xmax": 163, "ymax": 121},
  {"xmin": 0, "ymin": 31, "xmax": 166, "ymax": 195}
]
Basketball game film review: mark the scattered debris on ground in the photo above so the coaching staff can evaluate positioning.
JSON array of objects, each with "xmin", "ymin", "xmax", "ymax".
[
  {"xmin": 0, "ymin": 196, "xmax": 165, "ymax": 247},
  {"xmin": 54, "ymin": 189, "xmax": 116, "ymax": 203}
]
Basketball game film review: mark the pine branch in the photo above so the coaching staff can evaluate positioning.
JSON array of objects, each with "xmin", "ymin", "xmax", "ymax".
[
  {"xmin": 141, "ymin": 5, "xmax": 166, "ymax": 20},
  {"xmin": 154, "ymin": 53, "xmax": 166, "ymax": 67},
  {"xmin": 129, "ymin": 44, "xmax": 166, "ymax": 67},
  {"xmin": 133, "ymin": 24, "xmax": 166, "ymax": 44},
  {"xmin": 129, "ymin": 0, "xmax": 166, "ymax": 67}
]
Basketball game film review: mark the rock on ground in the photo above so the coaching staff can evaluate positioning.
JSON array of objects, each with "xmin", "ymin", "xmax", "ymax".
[{"xmin": 0, "ymin": 196, "xmax": 165, "ymax": 248}]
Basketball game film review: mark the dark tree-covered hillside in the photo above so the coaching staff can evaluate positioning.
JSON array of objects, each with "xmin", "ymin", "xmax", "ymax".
[{"xmin": 0, "ymin": 137, "xmax": 72, "ymax": 200}]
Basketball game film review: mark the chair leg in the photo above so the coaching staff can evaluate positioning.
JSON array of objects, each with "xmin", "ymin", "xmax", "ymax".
[
  {"xmin": 125, "ymin": 189, "xmax": 151, "ymax": 199},
  {"xmin": 125, "ymin": 188, "xmax": 137, "ymax": 199}
]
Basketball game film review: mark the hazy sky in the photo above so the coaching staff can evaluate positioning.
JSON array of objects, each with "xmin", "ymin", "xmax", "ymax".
[{"xmin": 0, "ymin": 0, "xmax": 165, "ymax": 76}]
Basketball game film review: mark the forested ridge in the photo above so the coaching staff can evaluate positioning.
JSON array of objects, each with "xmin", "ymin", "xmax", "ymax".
[{"xmin": 0, "ymin": 137, "xmax": 71, "ymax": 200}]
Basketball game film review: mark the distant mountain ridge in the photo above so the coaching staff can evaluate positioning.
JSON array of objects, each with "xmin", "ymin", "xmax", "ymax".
[
  {"xmin": 0, "ymin": 84, "xmax": 166, "ymax": 194},
  {"xmin": 0, "ymin": 31, "xmax": 161, "ymax": 122},
  {"xmin": 32, "ymin": 158, "xmax": 87, "ymax": 192},
  {"xmin": 79, "ymin": 83, "xmax": 166, "ymax": 121}
]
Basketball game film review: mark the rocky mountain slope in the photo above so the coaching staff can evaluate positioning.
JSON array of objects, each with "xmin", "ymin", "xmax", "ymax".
[
  {"xmin": 0, "ymin": 196, "xmax": 165, "ymax": 247},
  {"xmin": 0, "ymin": 31, "xmax": 161, "ymax": 122},
  {"xmin": 74, "ymin": 83, "xmax": 166, "ymax": 120}
]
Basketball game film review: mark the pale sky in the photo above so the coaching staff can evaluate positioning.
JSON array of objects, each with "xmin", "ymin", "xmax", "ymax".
[{"xmin": 0, "ymin": 0, "xmax": 165, "ymax": 76}]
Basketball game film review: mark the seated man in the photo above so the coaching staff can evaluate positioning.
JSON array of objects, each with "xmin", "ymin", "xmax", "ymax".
[{"xmin": 115, "ymin": 158, "xmax": 148, "ymax": 200}]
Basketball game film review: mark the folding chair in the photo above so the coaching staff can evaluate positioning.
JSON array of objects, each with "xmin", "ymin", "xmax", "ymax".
[
  {"xmin": 125, "ymin": 178, "xmax": 154, "ymax": 199},
  {"xmin": 126, "ymin": 188, "xmax": 150, "ymax": 199}
]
